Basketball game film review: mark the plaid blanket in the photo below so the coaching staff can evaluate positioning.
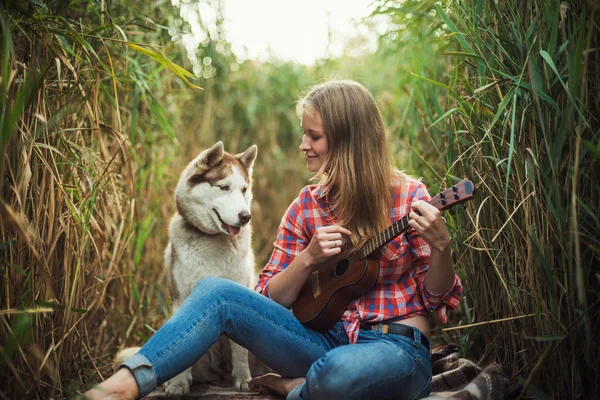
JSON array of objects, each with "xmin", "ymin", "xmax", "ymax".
[{"xmin": 425, "ymin": 344, "xmax": 511, "ymax": 400}]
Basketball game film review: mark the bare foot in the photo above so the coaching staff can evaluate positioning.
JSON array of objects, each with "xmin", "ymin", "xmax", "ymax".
[
  {"xmin": 83, "ymin": 368, "xmax": 140, "ymax": 400},
  {"xmin": 248, "ymin": 373, "xmax": 305, "ymax": 397}
]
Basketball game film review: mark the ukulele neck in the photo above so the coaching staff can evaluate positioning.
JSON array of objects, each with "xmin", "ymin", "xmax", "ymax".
[{"xmin": 356, "ymin": 215, "xmax": 410, "ymax": 258}]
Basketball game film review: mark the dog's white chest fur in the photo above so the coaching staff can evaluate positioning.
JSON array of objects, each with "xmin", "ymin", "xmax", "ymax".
[{"xmin": 167, "ymin": 214, "xmax": 254, "ymax": 301}]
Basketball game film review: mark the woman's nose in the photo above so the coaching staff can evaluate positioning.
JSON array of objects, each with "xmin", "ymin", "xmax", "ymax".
[{"xmin": 299, "ymin": 135, "xmax": 310, "ymax": 151}]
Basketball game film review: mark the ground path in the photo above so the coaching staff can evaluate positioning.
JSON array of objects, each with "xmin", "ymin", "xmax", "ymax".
[{"xmin": 144, "ymin": 382, "xmax": 281, "ymax": 399}]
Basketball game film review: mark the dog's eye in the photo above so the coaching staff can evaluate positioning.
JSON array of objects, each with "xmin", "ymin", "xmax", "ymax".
[
  {"xmin": 242, "ymin": 187, "xmax": 247, "ymax": 194},
  {"xmin": 219, "ymin": 185, "xmax": 229, "ymax": 191}
]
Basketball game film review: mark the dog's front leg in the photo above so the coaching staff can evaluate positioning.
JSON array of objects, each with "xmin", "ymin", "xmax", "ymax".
[
  {"xmin": 229, "ymin": 340, "xmax": 252, "ymax": 391},
  {"xmin": 163, "ymin": 367, "xmax": 193, "ymax": 396}
]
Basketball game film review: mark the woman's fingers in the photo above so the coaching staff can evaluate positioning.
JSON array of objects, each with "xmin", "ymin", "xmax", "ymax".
[
  {"xmin": 324, "ymin": 246, "xmax": 342, "ymax": 255},
  {"xmin": 409, "ymin": 199, "xmax": 451, "ymax": 251},
  {"xmin": 411, "ymin": 200, "xmax": 431, "ymax": 217},
  {"xmin": 306, "ymin": 225, "xmax": 351, "ymax": 265},
  {"xmin": 319, "ymin": 232, "xmax": 343, "ymax": 242},
  {"xmin": 318, "ymin": 224, "xmax": 352, "ymax": 237},
  {"xmin": 411, "ymin": 200, "xmax": 441, "ymax": 225},
  {"xmin": 407, "ymin": 218, "xmax": 422, "ymax": 232},
  {"xmin": 324, "ymin": 239, "xmax": 344, "ymax": 249},
  {"xmin": 314, "ymin": 225, "xmax": 350, "ymax": 249}
]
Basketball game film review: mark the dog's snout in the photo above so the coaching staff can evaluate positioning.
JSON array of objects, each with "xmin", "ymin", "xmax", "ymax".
[{"xmin": 238, "ymin": 211, "xmax": 251, "ymax": 225}]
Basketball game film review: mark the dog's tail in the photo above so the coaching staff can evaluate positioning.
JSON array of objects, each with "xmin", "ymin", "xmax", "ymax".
[{"xmin": 113, "ymin": 347, "xmax": 142, "ymax": 372}]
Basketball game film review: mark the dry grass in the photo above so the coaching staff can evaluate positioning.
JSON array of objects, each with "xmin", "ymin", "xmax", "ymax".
[
  {"xmin": 0, "ymin": 3, "xmax": 309, "ymax": 398},
  {"xmin": 0, "ymin": 2, "xmax": 184, "ymax": 397}
]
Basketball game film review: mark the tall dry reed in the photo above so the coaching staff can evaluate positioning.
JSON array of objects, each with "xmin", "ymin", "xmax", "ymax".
[{"xmin": 0, "ymin": 1, "xmax": 198, "ymax": 397}]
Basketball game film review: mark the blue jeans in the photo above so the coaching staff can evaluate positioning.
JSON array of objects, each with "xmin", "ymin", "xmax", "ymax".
[{"xmin": 121, "ymin": 277, "xmax": 432, "ymax": 399}]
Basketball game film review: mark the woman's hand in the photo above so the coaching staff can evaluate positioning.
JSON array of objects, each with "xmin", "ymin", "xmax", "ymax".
[
  {"xmin": 408, "ymin": 200, "xmax": 449, "ymax": 252},
  {"xmin": 265, "ymin": 224, "xmax": 351, "ymax": 307},
  {"xmin": 303, "ymin": 224, "xmax": 351, "ymax": 266}
]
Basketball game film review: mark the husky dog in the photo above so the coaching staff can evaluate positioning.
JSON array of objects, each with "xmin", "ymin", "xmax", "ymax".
[{"xmin": 160, "ymin": 141, "xmax": 257, "ymax": 395}]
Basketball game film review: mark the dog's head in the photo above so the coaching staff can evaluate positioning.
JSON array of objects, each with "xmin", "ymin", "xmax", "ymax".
[{"xmin": 175, "ymin": 141, "xmax": 258, "ymax": 236}]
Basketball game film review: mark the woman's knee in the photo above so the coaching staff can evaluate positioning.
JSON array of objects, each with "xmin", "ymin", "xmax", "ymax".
[
  {"xmin": 304, "ymin": 344, "xmax": 431, "ymax": 400},
  {"xmin": 190, "ymin": 277, "xmax": 253, "ymax": 313},
  {"xmin": 192, "ymin": 276, "xmax": 237, "ymax": 298},
  {"xmin": 304, "ymin": 350, "xmax": 355, "ymax": 400}
]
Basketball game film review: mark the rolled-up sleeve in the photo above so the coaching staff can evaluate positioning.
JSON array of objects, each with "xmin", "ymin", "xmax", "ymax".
[
  {"xmin": 408, "ymin": 182, "xmax": 463, "ymax": 323},
  {"xmin": 255, "ymin": 191, "xmax": 308, "ymax": 297}
]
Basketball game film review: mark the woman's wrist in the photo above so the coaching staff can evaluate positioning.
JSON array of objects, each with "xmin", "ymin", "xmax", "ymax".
[
  {"xmin": 295, "ymin": 250, "xmax": 315, "ymax": 271},
  {"xmin": 429, "ymin": 244, "xmax": 452, "ymax": 264},
  {"xmin": 431, "ymin": 239, "xmax": 450, "ymax": 254},
  {"xmin": 287, "ymin": 250, "xmax": 317, "ymax": 277},
  {"xmin": 425, "ymin": 243, "xmax": 455, "ymax": 294}
]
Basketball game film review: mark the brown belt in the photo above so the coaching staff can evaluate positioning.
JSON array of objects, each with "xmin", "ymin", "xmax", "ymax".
[{"xmin": 363, "ymin": 322, "xmax": 431, "ymax": 350}]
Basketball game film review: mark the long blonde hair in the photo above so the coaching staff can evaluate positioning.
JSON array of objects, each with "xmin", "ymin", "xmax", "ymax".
[{"xmin": 297, "ymin": 80, "xmax": 398, "ymax": 248}]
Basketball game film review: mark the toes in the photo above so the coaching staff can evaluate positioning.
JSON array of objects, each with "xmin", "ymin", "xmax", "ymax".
[
  {"xmin": 247, "ymin": 373, "xmax": 289, "ymax": 395},
  {"xmin": 251, "ymin": 372, "xmax": 281, "ymax": 382},
  {"xmin": 248, "ymin": 377, "xmax": 268, "ymax": 391}
]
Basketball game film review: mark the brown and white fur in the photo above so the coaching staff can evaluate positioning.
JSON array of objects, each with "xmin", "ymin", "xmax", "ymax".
[{"xmin": 160, "ymin": 141, "xmax": 258, "ymax": 395}]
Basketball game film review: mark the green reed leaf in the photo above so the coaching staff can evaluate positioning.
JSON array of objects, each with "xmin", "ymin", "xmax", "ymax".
[
  {"xmin": 539, "ymin": 50, "xmax": 586, "ymax": 122},
  {"xmin": 126, "ymin": 43, "xmax": 202, "ymax": 90}
]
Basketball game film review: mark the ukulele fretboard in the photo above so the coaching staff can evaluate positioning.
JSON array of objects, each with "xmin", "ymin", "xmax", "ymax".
[{"xmin": 358, "ymin": 215, "xmax": 410, "ymax": 258}]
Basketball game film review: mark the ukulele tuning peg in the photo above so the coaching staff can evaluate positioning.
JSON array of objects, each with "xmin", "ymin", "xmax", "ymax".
[{"xmin": 452, "ymin": 186, "xmax": 458, "ymax": 192}]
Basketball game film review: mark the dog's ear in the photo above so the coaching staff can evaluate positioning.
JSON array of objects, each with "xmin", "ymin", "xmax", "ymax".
[
  {"xmin": 236, "ymin": 145, "xmax": 257, "ymax": 172},
  {"xmin": 196, "ymin": 142, "xmax": 224, "ymax": 172}
]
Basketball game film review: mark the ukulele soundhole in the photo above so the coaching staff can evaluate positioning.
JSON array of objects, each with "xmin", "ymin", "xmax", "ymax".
[{"xmin": 331, "ymin": 259, "xmax": 350, "ymax": 279}]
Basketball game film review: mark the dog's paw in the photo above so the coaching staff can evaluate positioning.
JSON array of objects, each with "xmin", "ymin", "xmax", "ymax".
[
  {"xmin": 163, "ymin": 380, "xmax": 190, "ymax": 396},
  {"xmin": 232, "ymin": 364, "xmax": 252, "ymax": 392},
  {"xmin": 163, "ymin": 372, "xmax": 192, "ymax": 396},
  {"xmin": 234, "ymin": 377, "xmax": 251, "ymax": 392}
]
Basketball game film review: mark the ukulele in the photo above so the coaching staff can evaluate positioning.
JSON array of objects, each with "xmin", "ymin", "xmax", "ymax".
[{"xmin": 291, "ymin": 179, "xmax": 475, "ymax": 332}]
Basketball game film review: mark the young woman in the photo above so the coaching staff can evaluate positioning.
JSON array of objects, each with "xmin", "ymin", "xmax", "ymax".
[{"xmin": 86, "ymin": 80, "xmax": 462, "ymax": 400}]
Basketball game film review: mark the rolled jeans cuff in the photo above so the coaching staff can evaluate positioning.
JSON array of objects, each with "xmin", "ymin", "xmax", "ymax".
[{"xmin": 120, "ymin": 352, "xmax": 157, "ymax": 398}]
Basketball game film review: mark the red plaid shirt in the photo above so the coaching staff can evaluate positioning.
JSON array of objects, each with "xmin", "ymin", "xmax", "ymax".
[{"xmin": 255, "ymin": 176, "xmax": 462, "ymax": 343}]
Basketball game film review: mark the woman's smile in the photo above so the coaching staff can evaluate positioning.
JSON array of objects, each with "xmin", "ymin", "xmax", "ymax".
[{"xmin": 299, "ymin": 108, "xmax": 328, "ymax": 172}]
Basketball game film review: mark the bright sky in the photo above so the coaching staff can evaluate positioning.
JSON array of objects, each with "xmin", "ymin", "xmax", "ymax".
[{"xmin": 221, "ymin": 0, "xmax": 380, "ymax": 64}]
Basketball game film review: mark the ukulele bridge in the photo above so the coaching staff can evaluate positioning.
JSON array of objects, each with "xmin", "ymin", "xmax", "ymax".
[{"xmin": 311, "ymin": 271, "xmax": 321, "ymax": 298}]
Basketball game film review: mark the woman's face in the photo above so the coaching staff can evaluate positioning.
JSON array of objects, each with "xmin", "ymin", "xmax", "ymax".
[{"xmin": 299, "ymin": 109, "xmax": 329, "ymax": 173}]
